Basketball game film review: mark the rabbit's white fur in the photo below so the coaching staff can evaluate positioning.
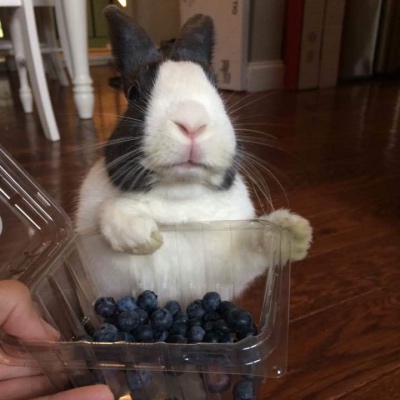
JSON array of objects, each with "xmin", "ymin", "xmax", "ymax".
[
  {"xmin": 76, "ymin": 61, "xmax": 312, "ymax": 302},
  {"xmin": 143, "ymin": 61, "xmax": 236, "ymax": 183},
  {"xmin": 130, "ymin": 60, "xmax": 237, "ymax": 192},
  {"xmin": 77, "ymin": 158, "xmax": 258, "ymax": 301}
]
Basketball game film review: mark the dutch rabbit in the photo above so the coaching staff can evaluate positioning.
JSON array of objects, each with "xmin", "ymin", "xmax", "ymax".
[{"xmin": 76, "ymin": 6, "xmax": 312, "ymax": 301}]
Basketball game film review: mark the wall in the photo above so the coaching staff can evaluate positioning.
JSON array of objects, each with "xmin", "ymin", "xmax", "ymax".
[
  {"xmin": 130, "ymin": 0, "xmax": 285, "ymax": 62},
  {"xmin": 132, "ymin": 0, "xmax": 180, "ymax": 45},
  {"xmin": 249, "ymin": 0, "xmax": 286, "ymax": 62},
  {"xmin": 126, "ymin": 0, "xmax": 286, "ymax": 90}
]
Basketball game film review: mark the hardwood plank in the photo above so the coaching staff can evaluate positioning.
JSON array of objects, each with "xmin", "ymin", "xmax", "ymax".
[
  {"xmin": 290, "ymin": 234, "xmax": 400, "ymax": 320},
  {"xmin": 345, "ymin": 367, "xmax": 400, "ymax": 400},
  {"xmin": 261, "ymin": 285, "xmax": 400, "ymax": 399}
]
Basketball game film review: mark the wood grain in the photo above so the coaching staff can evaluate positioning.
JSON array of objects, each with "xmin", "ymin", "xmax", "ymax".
[{"xmin": 1, "ymin": 66, "xmax": 399, "ymax": 399}]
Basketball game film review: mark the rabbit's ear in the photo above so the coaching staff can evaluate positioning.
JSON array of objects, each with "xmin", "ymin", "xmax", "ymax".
[
  {"xmin": 170, "ymin": 14, "xmax": 214, "ymax": 66},
  {"xmin": 104, "ymin": 5, "xmax": 162, "ymax": 75}
]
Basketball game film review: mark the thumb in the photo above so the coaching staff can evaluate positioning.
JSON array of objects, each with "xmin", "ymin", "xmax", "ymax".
[
  {"xmin": 35, "ymin": 385, "xmax": 114, "ymax": 400},
  {"xmin": 0, "ymin": 280, "xmax": 59, "ymax": 341}
]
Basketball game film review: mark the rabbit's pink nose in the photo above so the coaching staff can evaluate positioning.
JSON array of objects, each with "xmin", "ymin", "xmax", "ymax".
[
  {"xmin": 174, "ymin": 121, "xmax": 206, "ymax": 138},
  {"xmin": 170, "ymin": 101, "xmax": 210, "ymax": 138}
]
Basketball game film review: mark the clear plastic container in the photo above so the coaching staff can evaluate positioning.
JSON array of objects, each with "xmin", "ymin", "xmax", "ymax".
[{"xmin": 0, "ymin": 145, "xmax": 290, "ymax": 399}]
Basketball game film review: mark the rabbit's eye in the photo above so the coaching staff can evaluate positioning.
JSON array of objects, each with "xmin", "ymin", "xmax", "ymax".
[{"xmin": 127, "ymin": 83, "xmax": 140, "ymax": 103}]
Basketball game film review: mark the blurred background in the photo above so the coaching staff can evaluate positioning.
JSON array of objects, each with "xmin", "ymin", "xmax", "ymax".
[{"xmin": 78, "ymin": 0, "xmax": 400, "ymax": 90}]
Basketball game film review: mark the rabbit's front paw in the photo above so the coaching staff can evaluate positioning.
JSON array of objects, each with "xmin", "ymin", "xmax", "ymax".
[
  {"xmin": 100, "ymin": 208, "xmax": 163, "ymax": 255},
  {"xmin": 262, "ymin": 209, "xmax": 312, "ymax": 262}
]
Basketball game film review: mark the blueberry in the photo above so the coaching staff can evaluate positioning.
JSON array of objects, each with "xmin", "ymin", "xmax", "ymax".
[
  {"xmin": 203, "ymin": 372, "xmax": 231, "ymax": 393},
  {"xmin": 233, "ymin": 380, "xmax": 255, "ymax": 400},
  {"xmin": 203, "ymin": 311, "xmax": 220, "ymax": 322},
  {"xmin": 117, "ymin": 310, "xmax": 140, "ymax": 332},
  {"xmin": 220, "ymin": 333, "xmax": 234, "ymax": 343},
  {"xmin": 151, "ymin": 308, "xmax": 173, "ymax": 331},
  {"xmin": 169, "ymin": 322, "xmax": 188, "ymax": 337},
  {"xmin": 126, "ymin": 369, "xmax": 152, "ymax": 392},
  {"xmin": 236, "ymin": 323, "xmax": 258, "ymax": 340},
  {"xmin": 173, "ymin": 311, "xmax": 189, "ymax": 324},
  {"xmin": 136, "ymin": 308, "xmax": 150, "ymax": 325},
  {"xmin": 218, "ymin": 301, "xmax": 236, "ymax": 316},
  {"xmin": 202, "ymin": 321, "xmax": 215, "ymax": 332},
  {"xmin": 116, "ymin": 331, "xmax": 135, "ymax": 342},
  {"xmin": 117, "ymin": 296, "xmax": 138, "ymax": 312},
  {"xmin": 226, "ymin": 308, "xmax": 253, "ymax": 333},
  {"xmin": 202, "ymin": 292, "xmax": 221, "ymax": 312},
  {"xmin": 154, "ymin": 330, "xmax": 169, "ymax": 342},
  {"xmin": 164, "ymin": 300, "xmax": 181, "ymax": 316},
  {"xmin": 103, "ymin": 316, "xmax": 118, "ymax": 325},
  {"xmin": 166, "ymin": 334, "xmax": 188, "ymax": 343},
  {"xmin": 133, "ymin": 325, "xmax": 154, "ymax": 342},
  {"xmin": 93, "ymin": 323, "xmax": 118, "ymax": 342},
  {"xmin": 203, "ymin": 331, "xmax": 221, "ymax": 343},
  {"xmin": 201, "ymin": 321, "xmax": 214, "ymax": 332},
  {"xmin": 188, "ymin": 326, "xmax": 206, "ymax": 343},
  {"xmin": 137, "ymin": 290, "xmax": 158, "ymax": 312},
  {"xmin": 94, "ymin": 297, "xmax": 117, "ymax": 318},
  {"xmin": 214, "ymin": 319, "xmax": 230, "ymax": 335},
  {"xmin": 188, "ymin": 318, "xmax": 202, "ymax": 327},
  {"xmin": 186, "ymin": 300, "xmax": 206, "ymax": 320}
]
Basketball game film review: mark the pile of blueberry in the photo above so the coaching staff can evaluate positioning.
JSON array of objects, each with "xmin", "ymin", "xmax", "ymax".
[
  {"xmin": 86, "ymin": 290, "xmax": 258, "ymax": 344},
  {"xmin": 80, "ymin": 290, "xmax": 258, "ymax": 399}
]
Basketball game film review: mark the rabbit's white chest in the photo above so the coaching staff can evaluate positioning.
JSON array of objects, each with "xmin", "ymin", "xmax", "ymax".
[
  {"xmin": 124, "ymin": 183, "xmax": 255, "ymax": 225},
  {"xmin": 76, "ymin": 159, "xmax": 255, "ymax": 234}
]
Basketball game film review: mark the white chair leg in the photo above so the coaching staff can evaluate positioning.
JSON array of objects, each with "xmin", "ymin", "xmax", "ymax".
[
  {"xmin": 18, "ymin": 0, "xmax": 60, "ymax": 141},
  {"xmin": 9, "ymin": 10, "xmax": 33, "ymax": 113},
  {"xmin": 60, "ymin": 0, "xmax": 94, "ymax": 119},
  {"xmin": 41, "ymin": 7, "xmax": 69, "ymax": 86}
]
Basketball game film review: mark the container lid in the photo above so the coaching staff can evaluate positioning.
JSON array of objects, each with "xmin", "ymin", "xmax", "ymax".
[{"xmin": 0, "ymin": 145, "xmax": 74, "ymax": 288}]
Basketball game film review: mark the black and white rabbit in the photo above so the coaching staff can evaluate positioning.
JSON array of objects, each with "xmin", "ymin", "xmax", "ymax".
[{"xmin": 76, "ymin": 6, "xmax": 312, "ymax": 301}]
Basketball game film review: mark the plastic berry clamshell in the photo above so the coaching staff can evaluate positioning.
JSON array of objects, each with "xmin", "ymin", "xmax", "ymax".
[{"xmin": 0, "ymin": 145, "xmax": 291, "ymax": 399}]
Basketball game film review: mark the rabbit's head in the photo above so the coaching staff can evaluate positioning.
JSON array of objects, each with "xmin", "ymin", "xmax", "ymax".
[{"xmin": 104, "ymin": 6, "xmax": 238, "ymax": 193}]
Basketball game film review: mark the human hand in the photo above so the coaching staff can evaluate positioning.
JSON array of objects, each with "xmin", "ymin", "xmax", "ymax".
[{"xmin": 0, "ymin": 280, "xmax": 113, "ymax": 400}]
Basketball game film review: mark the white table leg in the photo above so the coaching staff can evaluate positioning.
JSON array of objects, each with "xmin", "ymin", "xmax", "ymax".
[{"xmin": 60, "ymin": 0, "xmax": 94, "ymax": 119}]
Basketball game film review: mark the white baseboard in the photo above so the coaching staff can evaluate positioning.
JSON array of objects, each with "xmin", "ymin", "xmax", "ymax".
[
  {"xmin": 88, "ymin": 53, "xmax": 113, "ymax": 66},
  {"xmin": 1, "ymin": 54, "xmax": 285, "ymax": 93},
  {"xmin": 246, "ymin": 60, "xmax": 284, "ymax": 92}
]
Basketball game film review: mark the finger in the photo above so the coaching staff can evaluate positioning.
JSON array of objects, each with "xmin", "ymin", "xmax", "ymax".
[
  {"xmin": 35, "ymin": 385, "xmax": 114, "ymax": 400},
  {"xmin": 0, "ymin": 280, "xmax": 59, "ymax": 341},
  {"xmin": 0, "ymin": 362, "xmax": 42, "ymax": 381},
  {"xmin": 0, "ymin": 374, "xmax": 57, "ymax": 400}
]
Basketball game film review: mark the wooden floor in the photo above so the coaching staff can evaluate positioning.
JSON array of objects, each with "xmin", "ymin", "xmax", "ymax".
[{"xmin": 1, "ymin": 66, "xmax": 400, "ymax": 399}]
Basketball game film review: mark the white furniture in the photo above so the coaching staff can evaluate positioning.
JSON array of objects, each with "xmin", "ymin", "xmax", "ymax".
[
  {"xmin": 0, "ymin": 0, "xmax": 94, "ymax": 141},
  {"xmin": 58, "ymin": 0, "xmax": 94, "ymax": 120},
  {"xmin": 1, "ymin": 0, "xmax": 60, "ymax": 140}
]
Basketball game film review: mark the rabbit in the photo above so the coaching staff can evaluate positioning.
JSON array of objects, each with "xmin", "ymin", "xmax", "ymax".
[{"xmin": 76, "ymin": 6, "xmax": 312, "ymax": 304}]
